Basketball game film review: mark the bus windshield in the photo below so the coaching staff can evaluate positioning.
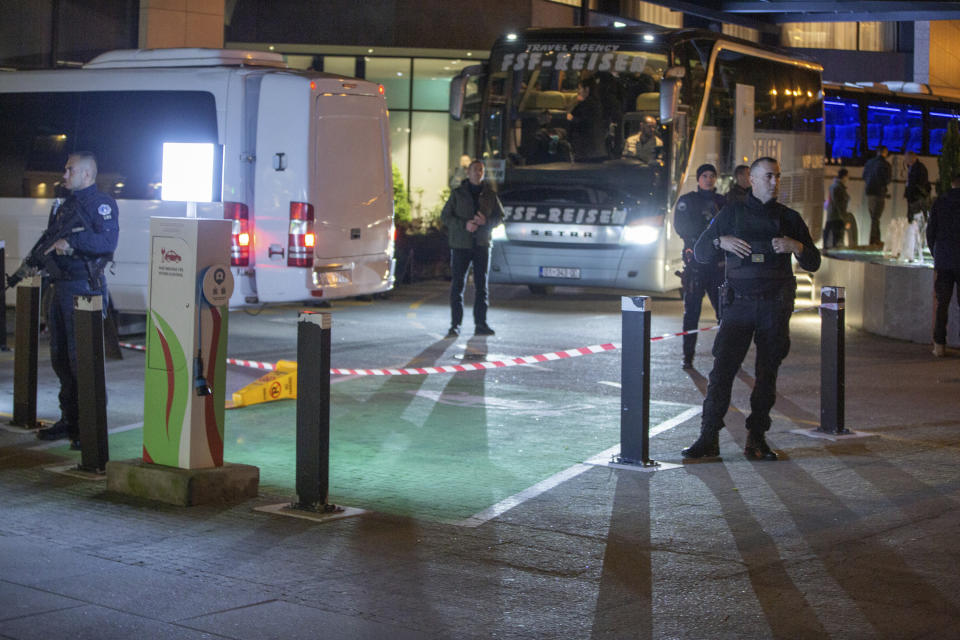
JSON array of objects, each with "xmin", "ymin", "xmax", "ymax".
[{"xmin": 487, "ymin": 45, "xmax": 669, "ymax": 170}]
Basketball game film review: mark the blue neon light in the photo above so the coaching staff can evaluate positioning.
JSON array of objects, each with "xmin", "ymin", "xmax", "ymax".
[
  {"xmin": 907, "ymin": 110, "xmax": 922, "ymax": 116},
  {"xmin": 930, "ymin": 111, "xmax": 960, "ymax": 118},
  {"xmin": 824, "ymin": 100, "xmax": 855, "ymax": 107},
  {"xmin": 867, "ymin": 105, "xmax": 904, "ymax": 113}
]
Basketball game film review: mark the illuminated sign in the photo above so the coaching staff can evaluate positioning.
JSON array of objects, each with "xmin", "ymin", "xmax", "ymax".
[
  {"xmin": 500, "ymin": 45, "xmax": 647, "ymax": 73},
  {"xmin": 161, "ymin": 142, "xmax": 215, "ymax": 202},
  {"xmin": 503, "ymin": 205, "xmax": 628, "ymax": 225}
]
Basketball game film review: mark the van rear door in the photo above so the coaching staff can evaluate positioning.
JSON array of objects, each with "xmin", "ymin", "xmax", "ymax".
[
  {"xmin": 309, "ymin": 89, "xmax": 392, "ymax": 291},
  {"xmin": 252, "ymin": 73, "xmax": 311, "ymax": 302}
]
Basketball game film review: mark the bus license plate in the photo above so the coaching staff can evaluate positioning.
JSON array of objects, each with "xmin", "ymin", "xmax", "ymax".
[
  {"xmin": 316, "ymin": 271, "xmax": 352, "ymax": 286},
  {"xmin": 540, "ymin": 266, "xmax": 580, "ymax": 279}
]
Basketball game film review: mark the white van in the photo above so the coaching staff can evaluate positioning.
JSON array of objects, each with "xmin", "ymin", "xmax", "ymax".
[{"xmin": 0, "ymin": 48, "xmax": 395, "ymax": 312}]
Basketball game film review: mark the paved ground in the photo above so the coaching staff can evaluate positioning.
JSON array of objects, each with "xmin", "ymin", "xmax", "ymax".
[{"xmin": 1, "ymin": 279, "xmax": 959, "ymax": 639}]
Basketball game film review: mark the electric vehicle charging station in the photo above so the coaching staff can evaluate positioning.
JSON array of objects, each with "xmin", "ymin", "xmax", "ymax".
[{"xmin": 143, "ymin": 144, "xmax": 233, "ymax": 469}]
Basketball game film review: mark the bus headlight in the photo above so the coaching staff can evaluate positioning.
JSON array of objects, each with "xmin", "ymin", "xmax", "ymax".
[
  {"xmin": 622, "ymin": 224, "xmax": 659, "ymax": 245},
  {"xmin": 491, "ymin": 224, "xmax": 507, "ymax": 241}
]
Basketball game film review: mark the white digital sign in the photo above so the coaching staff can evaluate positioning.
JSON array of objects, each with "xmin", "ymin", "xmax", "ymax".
[{"xmin": 161, "ymin": 142, "xmax": 215, "ymax": 203}]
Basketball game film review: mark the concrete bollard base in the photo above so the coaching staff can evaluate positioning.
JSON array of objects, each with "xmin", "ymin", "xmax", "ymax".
[{"xmin": 106, "ymin": 459, "xmax": 259, "ymax": 506}]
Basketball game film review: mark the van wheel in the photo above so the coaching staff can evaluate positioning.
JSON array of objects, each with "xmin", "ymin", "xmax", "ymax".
[{"xmin": 528, "ymin": 285, "xmax": 553, "ymax": 295}]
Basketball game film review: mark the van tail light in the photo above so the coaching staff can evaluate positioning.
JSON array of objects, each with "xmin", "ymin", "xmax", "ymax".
[
  {"xmin": 288, "ymin": 202, "xmax": 315, "ymax": 267},
  {"xmin": 224, "ymin": 202, "xmax": 250, "ymax": 266}
]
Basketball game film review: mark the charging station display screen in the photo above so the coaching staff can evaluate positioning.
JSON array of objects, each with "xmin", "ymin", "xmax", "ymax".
[{"xmin": 161, "ymin": 142, "xmax": 215, "ymax": 202}]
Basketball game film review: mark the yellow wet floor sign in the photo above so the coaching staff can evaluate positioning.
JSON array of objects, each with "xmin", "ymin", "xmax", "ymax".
[{"xmin": 228, "ymin": 360, "xmax": 298, "ymax": 409}]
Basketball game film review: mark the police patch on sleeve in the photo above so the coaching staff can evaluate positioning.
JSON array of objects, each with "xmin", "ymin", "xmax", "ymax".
[
  {"xmin": 98, "ymin": 204, "xmax": 113, "ymax": 218},
  {"xmin": 676, "ymin": 201, "xmax": 687, "ymax": 212}
]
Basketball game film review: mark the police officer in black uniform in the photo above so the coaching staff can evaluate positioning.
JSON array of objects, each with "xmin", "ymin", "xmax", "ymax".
[
  {"xmin": 675, "ymin": 163, "xmax": 725, "ymax": 369},
  {"xmin": 35, "ymin": 151, "xmax": 119, "ymax": 448},
  {"xmin": 682, "ymin": 157, "xmax": 820, "ymax": 461}
]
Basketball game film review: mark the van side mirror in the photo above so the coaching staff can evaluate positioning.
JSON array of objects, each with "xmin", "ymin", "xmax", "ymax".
[
  {"xmin": 449, "ymin": 64, "xmax": 483, "ymax": 121},
  {"xmin": 660, "ymin": 77, "xmax": 681, "ymax": 124}
]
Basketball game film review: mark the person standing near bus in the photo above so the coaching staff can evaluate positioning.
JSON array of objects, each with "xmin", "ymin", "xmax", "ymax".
[
  {"xmin": 725, "ymin": 164, "xmax": 752, "ymax": 203},
  {"xmin": 905, "ymin": 150, "xmax": 931, "ymax": 223},
  {"xmin": 862, "ymin": 145, "xmax": 892, "ymax": 246},
  {"xmin": 926, "ymin": 173, "xmax": 960, "ymax": 357},
  {"xmin": 675, "ymin": 163, "xmax": 725, "ymax": 369},
  {"xmin": 682, "ymin": 157, "xmax": 820, "ymax": 461},
  {"xmin": 823, "ymin": 168, "xmax": 851, "ymax": 249},
  {"xmin": 35, "ymin": 152, "xmax": 119, "ymax": 448},
  {"xmin": 441, "ymin": 159, "xmax": 504, "ymax": 338}
]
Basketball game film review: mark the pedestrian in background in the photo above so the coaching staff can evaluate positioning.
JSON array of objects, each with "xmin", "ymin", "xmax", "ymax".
[
  {"xmin": 725, "ymin": 164, "xmax": 752, "ymax": 203},
  {"xmin": 823, "ymin": 168, "xmax": 850, "ymax": 249},
  {"xmin": 440, "ymin": 160, "xmax": 504, "ymax": 338},
  {"xmin": 674, "ymin": 163, "xmax": 725, "ymax": 369},
  {"xmin": 905, "ymin": 151, "xmax": 931, "ymax": 223},
  {"xmin": 926, "ymin": 173, "xmax": 960, "ymax": 357},
  {"xmin": 862, "ymin": 145, "xmax": 892, "ymax": 247},
  {"xmin": 682, "ymin": 157, "xmax": 820, "ymax": 461}
]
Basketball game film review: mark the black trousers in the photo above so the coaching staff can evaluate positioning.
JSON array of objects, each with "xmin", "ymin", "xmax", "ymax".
[
  {"xmin": 449, "ymin": 245, "xmax": 490, "ymax": 328},
  {"xmin": 49, "ymin": 278, "xmax": 106, "ymax": 437},
  {"xmin": 701, "ymin": 286, "xmax": 794, "ymax": 434},
  {"xmin": 682, "ymin": 266, "xmax": 723, "ymax": 360},
  {"xmin": 933, "ymin": 268, "xmax": 960, "ymax": 345}
]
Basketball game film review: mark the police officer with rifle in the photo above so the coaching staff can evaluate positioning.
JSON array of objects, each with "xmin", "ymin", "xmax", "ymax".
[
  {"xmin": 10, "ymin": 152, "xmax": 119, "ymax": 447},
  {"xmin": 682, "ymin": 157, "xmax": 820, "ymax": 461},
  {"xmin": 674, "ymin": 163, "xmax": 725, "ymax": 369}
]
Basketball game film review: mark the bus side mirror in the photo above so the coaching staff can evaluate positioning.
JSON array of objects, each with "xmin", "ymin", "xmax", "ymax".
[
  {"xmin": 449, "ymin": 64, "xmax": 484, "ymax": 121},
  {"xmin": 660, "ymin": 77, "xmax": 681, "ymax": 124}
]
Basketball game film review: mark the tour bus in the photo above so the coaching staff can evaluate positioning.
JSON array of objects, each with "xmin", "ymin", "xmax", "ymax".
[
  {"xmin": 0, "ymin": 48, "xmax": 395, "ymax": 313},
  {"xmin": 450, "ymin": 27, "xmax": 824, "ymax": 293},
  {"xmin": 824, "ymin": 80, "xmax": 960, "ymax": 244}
]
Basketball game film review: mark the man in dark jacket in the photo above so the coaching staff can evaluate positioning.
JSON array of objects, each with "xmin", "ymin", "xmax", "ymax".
[
  {"xmin": 905, "ymin": 151, "xmax": 931, "ymax": 223},
  {"xmin": 926, "ymin": 173, "xmax": 960, "ymax": 357},
  {"xmin": 682, "ymin": 157, "xmax": 820, "ymax": 462},
  {"xmin": 725, "ymin": 164, "xmax": 752, "ymax": 204},
  {"xmin": 440, "ymin": 160, "xmax": 504, "ymax": 338},
  {"xmin": 862, "ymin": 145, "xmax": 892, "ymax": 246},
  {"xmin": 675, "ymin": 163, "xmax": 725, "ymax": 369}
]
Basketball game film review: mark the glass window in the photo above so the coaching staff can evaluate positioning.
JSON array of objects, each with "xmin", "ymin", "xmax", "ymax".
[
  {"xmin": 824, "ymin": 97, "xmax": 860, "ymax": 160},
  {"xmin": 928, "ymin": 108, "xmax": 960, "ymax": 156},
  {"xmin": 410, "ymin": 112, "xmax": 452, "ymax": 215},
  {"xmin": 707, "ymin": 49, "xmax": 822, "ymax": 133},
  {"xmin": 413, "ymin": 58, "xmax": 476, "ymax": 111},
  {"xmin": 858, "ymin": 22, "xmax": 896, "ymax": 52},
  {"xmin": 865, "ymin": 101, "xmax": 921, "ymax": 153},
  {"xmin": 365, "ymin": 57, "xmax": 411, "ymax": 110},
  {"xmin": 389, "ymin": 110, "xmax": 410, "ymax": 184},
  {"xmin": 781, "ymin": 22, "xmax": 857, "ymax": 50},
  {"xmin": 0, "ymin": 90, "xmax": 218, "ymax": 199},
  {"xmin": 322, "ymin": 56, "xmax": 356, "ymax": 77}
]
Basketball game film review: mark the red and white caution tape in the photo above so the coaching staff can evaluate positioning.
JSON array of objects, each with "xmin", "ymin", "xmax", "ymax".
[{"xmin": 118, "ymin": 325, "xmax": 720, "ymax": 377}]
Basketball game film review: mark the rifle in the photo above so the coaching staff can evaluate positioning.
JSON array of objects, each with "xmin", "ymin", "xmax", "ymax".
[{"xmin": 6, "ymin": 199, "xmax": 86, "ymax": 289}]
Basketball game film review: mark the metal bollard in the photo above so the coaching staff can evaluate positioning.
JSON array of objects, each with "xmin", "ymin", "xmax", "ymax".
[
  {"xmin": 294, "ymin": 311, "xmax": 334, "ymax": 510},
  {"xmin": 10, "ymin": 277, "xmax": 41, "ymax": 428},
  {"xmin": 818, "ymin": 286, "xmax": 850, "ymax": 435},
  {"xmin": 75, "ymin": 294, "xmax": 109, "ymax": 472},
  {"xmin": 1, "ymin": 240, "xmax": 8, "ymax": 351},
  {"xmin": 618, "ymin": 296, "xmax": 658, "ymax": 467}
]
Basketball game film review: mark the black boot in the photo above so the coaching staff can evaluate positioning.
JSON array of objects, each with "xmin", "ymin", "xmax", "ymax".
[
  {"xmin": 682, "ymin": 429, "xmax": 720, "ymax": 459},
  {"xmin": 744, "ymin": 431, "xmax": 778, "ymax": 461}
]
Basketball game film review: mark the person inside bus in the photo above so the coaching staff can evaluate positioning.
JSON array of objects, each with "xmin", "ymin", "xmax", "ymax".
[
  {"xmin": 682, "ymin": 157, "xmax": 820, "ymax": 461},
  {"xmin": 926, "ymin": 172, "xmax": 960, "ymax": 358},
  {"xmin": 905, "ymin": 150, "xmax": 932, "ymax": 224},
  {"xmin": 623, "ymin": 115, "xmax": 662, "ymax": 163},
  {"xmin": 566, "ymin": 77, "xmax": 607, "ymax": 161},
  {"xmin": 675, "ymin": 163, "xmax": 725, "ymax": 370},
  {"xmin": 823, "ymin": 168, "xmax": 851, "ymax": 249},
  {"xmin": 862, "ymin": 145, "xmax": 892, "ymax": 247},
  {"xmin": 35, "ymin": 151, "xmax": 119, "ymax": 448},
  {"xmin": 725, "ymin": 164, "xmax": 752, "ymax": 203},
  {"xmin": 526, "ymin": 111, "xmax": 573, "ymax": 165},
  {"xmin": 441, "ymin": 159, "xmax": 504, "ymax": 338}
]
